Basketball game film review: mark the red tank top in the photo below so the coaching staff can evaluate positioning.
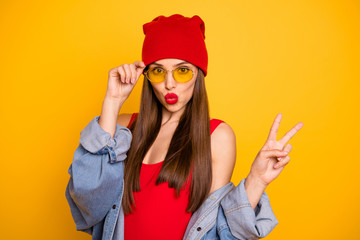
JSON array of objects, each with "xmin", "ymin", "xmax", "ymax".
[{"xmin": 124, "ymin": 113, "xmax": 224, "ymax": 240}]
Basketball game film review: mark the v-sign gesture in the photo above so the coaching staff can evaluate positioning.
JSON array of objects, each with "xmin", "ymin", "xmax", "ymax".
[{"xmin": 249, "ymin": 113, "xmax": 304, "ymax": 187}]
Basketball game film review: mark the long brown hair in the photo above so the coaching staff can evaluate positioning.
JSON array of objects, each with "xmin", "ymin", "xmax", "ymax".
[{"xmin": 122, "ymin": 67, "xmax": 212, "ymax": 215}]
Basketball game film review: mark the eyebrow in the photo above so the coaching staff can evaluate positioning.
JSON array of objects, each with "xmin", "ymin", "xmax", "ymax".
[{"xmin": 150, "ymin": 61, "xmax": 190, "ymax": 67}]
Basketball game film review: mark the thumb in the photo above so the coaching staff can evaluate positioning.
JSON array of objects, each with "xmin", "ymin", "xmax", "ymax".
[
  {"xmin": 263, "ymin": 149, "xmax": 288, "ymax": 159},
  {"xmin": 134, "ymin": 62, "xmax": 146, "ymax": 81},
  {"xmin": 134, "ymin": 61, "xmax": 146, "ymax": 69},
  {"xmin": 135, "ymin": 61, "xmax": 146, "ymax": 76}
]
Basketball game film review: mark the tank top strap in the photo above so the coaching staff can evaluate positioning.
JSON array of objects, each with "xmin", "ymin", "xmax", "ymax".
[
  {"xmin": 210, "ymin": 118, "xmax": 225, "ymax": 135},
  {"xmin": 127, "ymin": 113, "xmax": 139, "ymax": 128}
]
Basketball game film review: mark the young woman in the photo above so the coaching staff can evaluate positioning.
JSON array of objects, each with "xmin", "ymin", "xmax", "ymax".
[{"xmin": 65, "ymin": 14, "xmax": 304, "ymax": 240}]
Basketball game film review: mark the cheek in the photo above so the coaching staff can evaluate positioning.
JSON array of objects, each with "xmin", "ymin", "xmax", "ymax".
[
  {"xmin": 182, "ymin": 84, "xmax": 196, "ymax": 100},
  {"xmin": 150, "ymin": 84, "xmax": 162, "ymax": 99}
]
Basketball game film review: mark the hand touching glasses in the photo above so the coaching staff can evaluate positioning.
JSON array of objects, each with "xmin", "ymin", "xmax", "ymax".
[{"xmin": 106, "ymin": 61, "xmax": 146, "ymax": 101}]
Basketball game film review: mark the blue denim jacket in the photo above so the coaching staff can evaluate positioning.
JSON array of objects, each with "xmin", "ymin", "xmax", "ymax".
[{"xmin": 65, "ymin": 116, "xmax": 279, "ymax": 240}]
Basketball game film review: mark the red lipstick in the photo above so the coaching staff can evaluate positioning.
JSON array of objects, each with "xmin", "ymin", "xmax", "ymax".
[{"xmin": 165, "ymin": 93, "xmax": 178, "ymax": 104}]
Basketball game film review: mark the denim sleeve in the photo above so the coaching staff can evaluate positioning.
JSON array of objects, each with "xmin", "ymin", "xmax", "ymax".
[
  {"xmin": 220, "ymin": 178, "xmax": 278, "ymax": 239},
  {"xmin": 65, "ymin": 115, "xmax": 132, "ymax": 233}
]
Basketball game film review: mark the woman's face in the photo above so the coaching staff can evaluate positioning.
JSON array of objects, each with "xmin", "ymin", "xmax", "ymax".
[{"xmin": 147, "ymin": 58, "xmax": 198, "ymax": 114}]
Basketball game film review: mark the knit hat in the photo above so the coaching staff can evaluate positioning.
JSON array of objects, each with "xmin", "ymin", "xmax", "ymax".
[{"xmin": 142, "ymin": 14, "xmax": 208, "ymax": 76}]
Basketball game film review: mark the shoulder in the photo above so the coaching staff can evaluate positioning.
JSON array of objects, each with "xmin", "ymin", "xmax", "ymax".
[
  {"xmin": 210, "ymin": 120, "xmax": 235, "ymax": 143},
  {"xmin": 209, "ymin": 120, "xmax": 236, "ymax": 195},
  {"xmin": 116, "ymin": 113, "xmax": 134, "ymax": 128},
  {"xmin": 210, "ymin": 121, "xmax": 236, "ymax": 157}
]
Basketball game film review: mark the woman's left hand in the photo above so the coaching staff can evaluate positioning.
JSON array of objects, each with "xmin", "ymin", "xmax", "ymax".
[{"xmin": 248, "ymin": 113, "xmax": 304, "ymax": 187}]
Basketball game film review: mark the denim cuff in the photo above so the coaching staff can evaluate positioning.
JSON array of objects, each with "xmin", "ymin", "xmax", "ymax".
[
  {"xmin": 220, "ymin": 178, "xmax": 278, "ymax": 239},
  {"xmin": 79, "ymin": 115, "xmax": 132, "ymax": 163}
]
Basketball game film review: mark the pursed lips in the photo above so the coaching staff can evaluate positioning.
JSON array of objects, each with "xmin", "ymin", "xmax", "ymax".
[{"xmin": 165, "ymin": 93, "xmax": 178, "ymax": 104}]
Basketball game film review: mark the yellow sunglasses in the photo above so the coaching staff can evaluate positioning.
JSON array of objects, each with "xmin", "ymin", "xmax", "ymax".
[{"xmin": 144, "ymin": 66, "xmax": 195, "ymax": 83}]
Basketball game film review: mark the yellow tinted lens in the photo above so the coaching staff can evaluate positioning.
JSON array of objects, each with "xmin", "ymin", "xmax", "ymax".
[
  {"xmin": 174, "ymin": 67, "xmax": 193, "ymax": 82},
  {"xmin": 148, "ymin": 68, "xmax": 165, "ymax": 83},
  {"xmin": 147, "ymin": 67, "xmax": 194, "ymax": 83}
]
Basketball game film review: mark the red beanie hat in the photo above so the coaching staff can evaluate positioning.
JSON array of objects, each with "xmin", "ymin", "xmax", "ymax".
[{"xmin": 142, "ymin": 14, "xmax": 208, "ymax": 76}]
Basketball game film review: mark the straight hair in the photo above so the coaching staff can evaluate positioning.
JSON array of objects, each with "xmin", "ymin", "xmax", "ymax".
[{"xmin": 122, "ymin": 67, "xmax": 212, "ymax": 215}]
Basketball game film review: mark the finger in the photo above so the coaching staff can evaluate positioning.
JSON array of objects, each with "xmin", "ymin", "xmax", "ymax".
[
  {"xmin": 277, "ymin": 144, "xmax": 292, "ymax": 161},
  {"xmin": 267, "ymin": 113, "xmax": 282, "ymax": 141},
  {"xmin": 135, "ymin": 63, "xmax": 145, "ymax": 81},
  {"xmin": 279, "ymin": 122, "xmax": 304, "ymax": 146},
  {"xmin": 129, "ymin": 64, "xmax": 137, "ymax": 84},
  {"xmin": 135, "ymin": 61, "xmax": 146, "ymax": 79},
  {"xmin": 123, "ymin": 64, "xmax": 131, "ymax": 83},
  {"xmin": 261, "ymin": 149, "xmax": 288, "ymax": 159},
  {"xmin": 117, "ymin": 66, "xmax": 126, "ymax": 83},
  {"xmin": 134, "ymin": 60, "xmax": 146, "ymax": 69},
  {"xmin": 134, "ymin": 70, "xmax": 143, "ymax": 83},
  {"xmin": 274, "ymin": 155, "xmax": 290, "ymax": 169}
]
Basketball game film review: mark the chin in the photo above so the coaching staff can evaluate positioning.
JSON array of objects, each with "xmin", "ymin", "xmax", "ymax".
[{"xmin": 163, "ymin": 103, "xmax": 186, "ymax": 113}]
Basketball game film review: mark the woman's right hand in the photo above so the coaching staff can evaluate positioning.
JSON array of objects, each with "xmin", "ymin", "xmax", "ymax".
[{"xmin": 105, "ymin": 61, "xmax": 146, "ymax": 101}]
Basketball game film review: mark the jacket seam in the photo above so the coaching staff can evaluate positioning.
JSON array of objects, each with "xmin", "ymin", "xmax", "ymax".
[
  {"xmin": 224, "ymin": 203, "xmax": 252, "ymax": 215},
  {"xmin": 109, "ymin": 179, "xmax": 124, "ymax": 239}
]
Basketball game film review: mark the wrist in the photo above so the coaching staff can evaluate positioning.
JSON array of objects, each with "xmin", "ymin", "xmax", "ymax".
[
  {"xmin": 104, "ymin": 96, "xmax": 125, "ymax": 110},
  {"xmin": 104, "ymin": 93, "xmax": 127, "ymax": 105},
  {"xmin": 245, "ymin": 173, "xmax": 268, "ymax": 193}
]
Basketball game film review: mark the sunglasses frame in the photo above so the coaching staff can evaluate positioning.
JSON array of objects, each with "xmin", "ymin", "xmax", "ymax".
[{"xmin": 143, "ymin": 66, "xmax": 195, "ymax": 83}]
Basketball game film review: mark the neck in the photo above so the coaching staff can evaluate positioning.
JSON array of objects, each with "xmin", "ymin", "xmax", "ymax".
[{"xmin": 161, "ymin": 106, "xmax": 186, "ymax": 126}]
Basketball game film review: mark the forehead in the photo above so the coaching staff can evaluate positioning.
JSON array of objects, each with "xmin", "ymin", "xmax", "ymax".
[{"xmin": 149, "ymin": 58, "xmax": 194, "ymax": 67}]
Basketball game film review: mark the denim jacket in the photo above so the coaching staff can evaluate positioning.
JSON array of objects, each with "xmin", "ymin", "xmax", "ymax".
[{"xmin": 65, "ymin": 116, "xmax": 279, "ymax": 240}]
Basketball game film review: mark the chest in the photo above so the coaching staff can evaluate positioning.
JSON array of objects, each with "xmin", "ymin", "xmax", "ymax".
[{"xmin": 142, "ymin": 123, "xmax": 178, "ymax": 164}]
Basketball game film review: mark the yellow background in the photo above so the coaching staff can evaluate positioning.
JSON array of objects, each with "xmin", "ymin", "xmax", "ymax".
[{"xmin": 1, "ymin": 0, "xmax": 359, "ymax": 239}]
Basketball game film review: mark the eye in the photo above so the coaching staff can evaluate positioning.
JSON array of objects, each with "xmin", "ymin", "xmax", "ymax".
[
  {"xmin": 151, "ymin": 68, "xmax": 165, "ymax": 75},
  {"xmin": 177, "ymin": 67, "xmax": 190, "ymax": 74}
]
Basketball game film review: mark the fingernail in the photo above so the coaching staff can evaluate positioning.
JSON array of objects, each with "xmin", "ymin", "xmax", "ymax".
[
  {"xmin": 274, "ymin": 163, "xmax": 280, "ymax": 168},
  {"xmin": 283, "ymin": 151, "xmax": 289, "ymax": 154},
  {"xmin": 277, "ymin": 157, "xmax": 282, "ymax": 161}
]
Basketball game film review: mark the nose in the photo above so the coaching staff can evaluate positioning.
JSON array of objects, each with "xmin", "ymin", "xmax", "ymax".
[{"xmin": 164, "ymin": 71, "xmax": 177, "ymax": 90}]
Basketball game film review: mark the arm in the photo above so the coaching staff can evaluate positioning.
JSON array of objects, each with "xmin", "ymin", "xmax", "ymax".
[
  {"xmin": 209, "ymin": 122, "xmax": 236, "ymax": 195},
  {"xmin": 211, "ymin": 122, "xmax": 278, "ymax": 239},
  {"xmin": 210, "ymin": 122, "xmax": 267, "ymax": 210},
  {"xmin": 65, "ymin": 61, "xmax": 145, "ymax": 233},
  {"xmin": 65, "ymin": 115, "xmax": 132, "ymax": 232},
  {"xmin": 219, "ymin": 113, "xmax": 304, "ymax": 239}
]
